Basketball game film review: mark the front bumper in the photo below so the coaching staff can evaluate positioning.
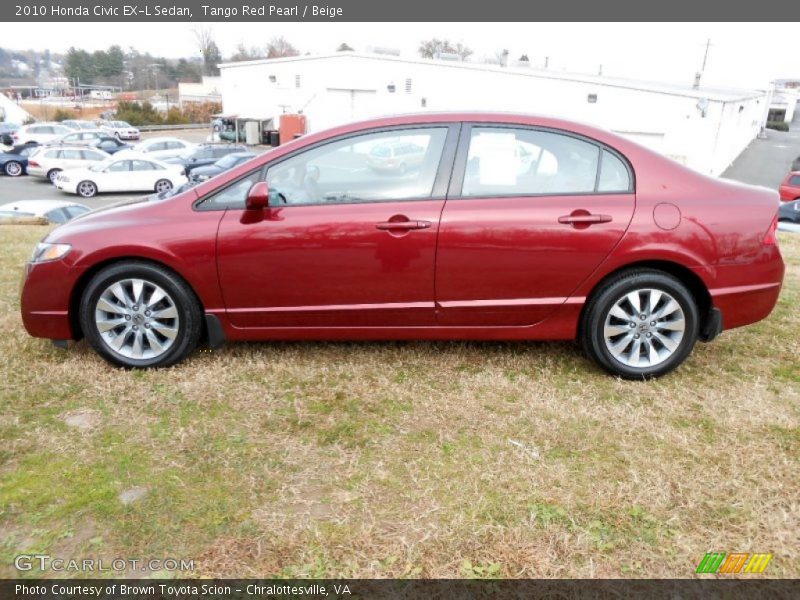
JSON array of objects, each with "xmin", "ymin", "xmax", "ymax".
[{"xmin": 20, "ymin": 259, "xmax": 85, "ymax": 340}]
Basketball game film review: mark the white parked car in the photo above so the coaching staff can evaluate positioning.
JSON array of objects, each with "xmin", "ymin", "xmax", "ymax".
[
  {"xmin": 13, "ymin": 123, "xmax": 74, "ymax": 145},
  {"xmin": 61, "ymin": 120, "xmax": 98, "ymax": 131},
  {"xmin": 27, "ymin": 146, "xmax": 111, "ymax": 183},
  {"xmin": 51, "ymin": 129, "xmax": 110, "ymax": 147},
  {"xmin": 120, "ymin": 137, "xmax": 196, "ymax": 160},
  {"xmin": 101, "ymin": 120, "xmax": 140, "ymax": 140},
  {"xmin": 55, "ymin": 155, "xmax": 186, "ymax": 198},
  {"xmin": 0, "ymin": 199, "xmax": 91, "ymax": 224}
]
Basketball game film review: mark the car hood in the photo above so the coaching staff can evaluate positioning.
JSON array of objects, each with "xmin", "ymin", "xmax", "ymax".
[{"xmin": 44, "ymin": 189, "xmax": 199, "ymax": 243}]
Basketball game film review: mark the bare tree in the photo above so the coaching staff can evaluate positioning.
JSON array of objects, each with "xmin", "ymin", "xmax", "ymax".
[
  {"xmin": 418, "ymin": 39, "xmax": 472, "ymax": 61},
  {"xmin": 337, "ymin": 43, "xmax": 354, "ymax": 52},
  {"xmin": 266, "ymin": 37, "xmax": 300, "ymax": 59},
  {"xmin": 230, "ymin": 43, "xmax": 265, "ymax": 62},
  {"xmin": 193, "ymin": 26, "xmax": 222, "ymax": 75}
]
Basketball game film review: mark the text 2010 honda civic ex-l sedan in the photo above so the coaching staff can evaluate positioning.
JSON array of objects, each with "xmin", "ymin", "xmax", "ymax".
[{"xmin": 21, "ymin": 113, "xmax": 784, "ymax": 378}]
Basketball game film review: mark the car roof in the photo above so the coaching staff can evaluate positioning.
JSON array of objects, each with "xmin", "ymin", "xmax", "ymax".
[
  {"xmin": 63, "ymin": 129, "xmax": 107, "ymax": 135},
  {"xmin": 0, "ymin": 200, "xmax": 88, "ymax": 214},
  {"xmin": 25, "ymin": 122, "xmax": 70, "ymax": 127},
  {"xmin": 41, "ymin": 145, "xmax": 110, "ymax": 154},
  {"xmin": 138, "ymin": 137, "xmax": 188, "ymax": 143}
]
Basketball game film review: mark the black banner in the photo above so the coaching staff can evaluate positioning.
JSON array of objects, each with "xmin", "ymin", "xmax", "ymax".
[
  {"xmin": 3, "ymin": 0, "xmax": 800, "ymax": 22},
  {"xmin": 1, "ymin": 579, "xmax": 799, "ymax": 600}
]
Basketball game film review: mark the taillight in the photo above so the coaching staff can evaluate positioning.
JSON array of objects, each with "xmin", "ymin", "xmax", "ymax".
[
  {"xmin": 763, "ymin": 214, "xmax": 779, "ymax": 245},
  {"xmin": 28, "ymin": 160, "xmax": 39, "ymax": 167}
]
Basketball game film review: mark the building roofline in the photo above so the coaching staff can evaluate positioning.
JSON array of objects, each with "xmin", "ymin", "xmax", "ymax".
[{"xmin": 218, "ymin": 51, "xmax": 764, "ymax": 103}]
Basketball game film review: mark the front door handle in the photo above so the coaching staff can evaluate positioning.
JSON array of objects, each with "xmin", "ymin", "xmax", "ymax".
[{"xmin": 376, "ymin": 219, "xmax": 431, "ymax": 231}]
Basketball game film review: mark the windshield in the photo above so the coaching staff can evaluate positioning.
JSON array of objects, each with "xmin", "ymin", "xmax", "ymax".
[
  {"xmin": 216, "ymin": 154, "xmax": 243, "ymax": 168},
  {"xmin": 112, "ymin": 121, "xmax": 131, "ymax": 128}
]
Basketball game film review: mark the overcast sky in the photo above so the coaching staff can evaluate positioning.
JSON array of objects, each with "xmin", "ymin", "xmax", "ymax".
[{"xmin": 2, "ymin": 22, "xmax": 796, "ymax": 90}]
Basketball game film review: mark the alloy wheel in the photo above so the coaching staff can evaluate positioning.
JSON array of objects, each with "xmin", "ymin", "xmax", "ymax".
[
  {"xmin": 94, "ymin": 278, "xmax": 180, "ymax": 360},
  {"xmin": 602, "ymin": 288, "xmax": 686, "ymax": 368}
]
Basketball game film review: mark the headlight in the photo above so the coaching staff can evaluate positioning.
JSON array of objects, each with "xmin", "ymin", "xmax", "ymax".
[
  {"xmin": 196, "ymin": 174, "xmax": 210, "ymax": 181},
  {"xmin": 31, "ymin": 242, "xmax": 71, "ymax": 263}
]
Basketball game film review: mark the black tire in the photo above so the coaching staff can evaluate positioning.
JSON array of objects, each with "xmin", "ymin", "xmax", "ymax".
[
  {"xmin": 79, "ymin": 261, "xmax": 202, "ymax": 368},
  {"xmin": 4, "ymin": 161, "xmax": 23, "ymax": 177},
  {"xmin": 581, "ymin": 269, "xmax": 699, "ymax": 379},
  {"xmin": 154, "ymin": 179, "xmax": 173, "ymax": 193},
  {"xmin": 47, "ymin": 168, "xmax": 62, "ymax": 184},
  {"xmin": 77, "ymin": 180, "xmax": 97, "ymax": 198}
]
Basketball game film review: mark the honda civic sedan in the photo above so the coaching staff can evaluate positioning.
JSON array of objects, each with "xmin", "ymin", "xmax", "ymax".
[{"xmin": 20, "ymin": 113, "xmax": 785, "ymax": 378}]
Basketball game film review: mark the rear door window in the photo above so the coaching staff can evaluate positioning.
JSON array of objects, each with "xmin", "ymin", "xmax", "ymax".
[{"xmin": 462, "ymin": 127, "xmax": 600, "ymax": 196}]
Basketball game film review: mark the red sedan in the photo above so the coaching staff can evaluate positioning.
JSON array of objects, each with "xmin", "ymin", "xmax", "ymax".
[
  {"xmin": 779, "ymin": 171, "xmax": 800, "ymax": 202},
  {"xmin": 20, "ymin": 113, "xmax": 784, "ymax": 378}
]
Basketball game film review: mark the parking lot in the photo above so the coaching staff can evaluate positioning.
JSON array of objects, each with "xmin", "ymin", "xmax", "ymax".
[{"xmin": 0, "ymin": 128, "xmax": 270, "ymax": 209}]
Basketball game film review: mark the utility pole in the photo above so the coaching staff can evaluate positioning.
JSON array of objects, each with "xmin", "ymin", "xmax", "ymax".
[
  {"xmin": 701, "ymin": 38, "xmax": 712, "ymax": 73},
  {"xmin": 693, "ymin": 38, "xmax": 712, "ymax": 89}
]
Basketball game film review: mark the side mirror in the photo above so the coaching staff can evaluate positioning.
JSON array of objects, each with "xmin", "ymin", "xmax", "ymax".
[{"xmin": 245, "ymin": 181, "xmax": 270, "ymax": 210}]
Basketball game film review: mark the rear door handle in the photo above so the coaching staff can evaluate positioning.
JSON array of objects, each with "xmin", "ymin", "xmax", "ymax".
[
  {"xmin": 558, "ymin": 214, "xmax": 613, "ymax": 225},
  {"xmin": 376, "ymin": 220, "xmax": 431, "ymax": 231}
]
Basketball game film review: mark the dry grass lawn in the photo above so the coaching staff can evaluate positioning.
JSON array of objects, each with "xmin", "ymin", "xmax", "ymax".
[{"xmin": 1, "ymin": 225, "xmax": 798, "ymax": 579}]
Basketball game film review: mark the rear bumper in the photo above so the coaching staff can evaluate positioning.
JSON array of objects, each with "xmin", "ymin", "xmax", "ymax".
[
  {"xmin": 26, "ymin": 165, "xmax": 46, "ymax": 178},
  {"xmin": 710, "ymin": 281, "xmax": 782, "ymax": 331}
]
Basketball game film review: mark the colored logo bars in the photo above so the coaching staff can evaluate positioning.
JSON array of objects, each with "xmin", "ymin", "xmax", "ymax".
[{"xmin": 696, "ymin": 552, "xmax": 773, "ymax": 574}]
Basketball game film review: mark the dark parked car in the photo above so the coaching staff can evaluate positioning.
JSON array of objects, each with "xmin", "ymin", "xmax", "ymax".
[
  {"xmin": 86, "ymin": 136, "xmax": 133, "ymax": 155},
  {"xmin": 165, "ymin": 144, "xmax": 247, "ymax": 173},
  {"xmin": 20, "ymin": 113, "xmax": 784, "ymax": 378},
  {"xmin": 778, "ymin": 199, "xmax": 800, "ymax": 223},
  {"xmin": 0, "ymin": 122, "xmax": 20, "ymax": 146},
  {"xmin": 0, "ymin": 143, "xmax": 39, "ymax": 176},
  {"xmin": 190, "ymin": 152, "xmax": 257, "ymax": 182}
]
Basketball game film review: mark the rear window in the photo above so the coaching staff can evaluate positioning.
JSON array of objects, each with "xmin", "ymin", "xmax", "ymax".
[{"xmin": 790, "ymin": 175, "xmax": 800, "ymax": 186}]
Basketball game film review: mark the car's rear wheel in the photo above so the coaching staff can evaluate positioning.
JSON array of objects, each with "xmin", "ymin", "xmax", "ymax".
[
  {"xmin": 77, "ymin": 180, "xmax": 97, "ymax": 198},
  {"xmin": 154, "ymin": 179, "xmax": 172, "ymax": 193},
  {"xmin": 47, "ymin": 168, "xmax": 62, "ymax": 183},
  {"xmin": 581, "ymin": 270, "xmax": 699, "ymax": 379},
  {"xmin": 4, "ymin": 161, "xmax": 23, "ymax": 177},
  {"xmin": 79, "ymin": 262, "xmax": 202, "ymax": 368}
]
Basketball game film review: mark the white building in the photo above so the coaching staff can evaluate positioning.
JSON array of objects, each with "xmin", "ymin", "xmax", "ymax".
[
  {"xmin": 178, "ymin": 76, "xmax": 222, "ymax": 106},
  {"xmin": 768, "ymin": 80, "xmax": 798, "ymax": 124},
  {"xmin": 219, "ymin": 52, "xmax": 768, "ymax": 176}
]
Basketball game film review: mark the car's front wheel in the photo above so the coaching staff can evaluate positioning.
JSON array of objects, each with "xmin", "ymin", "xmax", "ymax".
[
  {"xmin": 77, "ymin": 180, "xmax": 97, "ymax": 198},
  {"xmin": 581, "ymin": 270, "xmax": 699, "ymax": 379},
  {"xmin": 154, "ymin": 179, "xmax": 173, "ymax": 193},
  {"xmin": 79, "ymin": 262, "xmax": 202, "ymax": 368}
]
